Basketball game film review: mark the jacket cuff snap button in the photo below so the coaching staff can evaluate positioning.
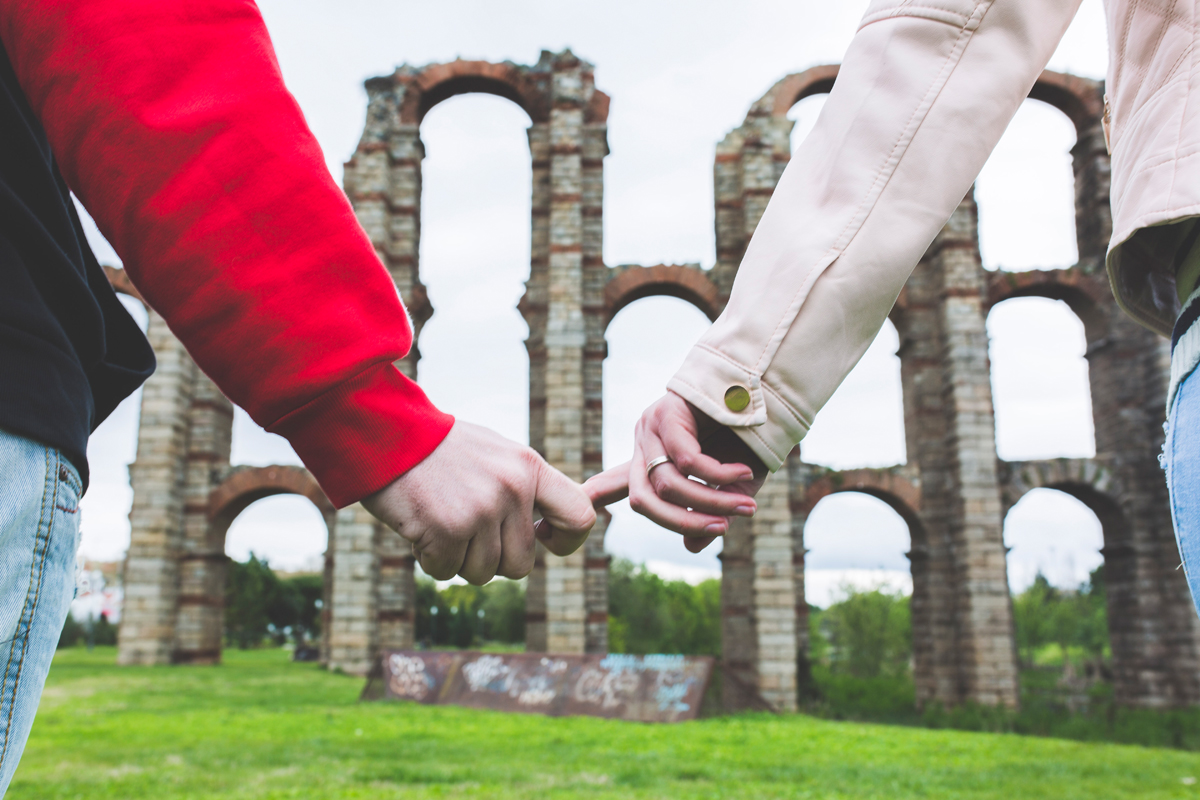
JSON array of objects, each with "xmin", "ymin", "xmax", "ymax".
[{"xmin": 724, "ymin": 385, "xmax": 751, "ymax": 412}]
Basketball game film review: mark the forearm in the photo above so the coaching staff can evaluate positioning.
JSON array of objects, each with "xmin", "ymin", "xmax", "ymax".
[{"xmin": 668, "ymin": 0, "xmax": 1082, "ymax": 470}]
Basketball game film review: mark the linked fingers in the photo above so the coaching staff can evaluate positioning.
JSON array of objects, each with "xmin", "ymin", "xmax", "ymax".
[
  {"xmin": 648, "ymin": 462, "xmax": 755, "ymax": 517},
  {"xmin": 628, "ymin": 441, "xmax": 730, "ymax": 537},
  {"xmin": 584, "ymin": 464, "xmax": 630, "ymax": 508}
]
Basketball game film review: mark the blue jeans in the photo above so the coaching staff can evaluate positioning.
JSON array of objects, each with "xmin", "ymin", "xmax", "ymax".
[
  {"xmin": 0, "ymin": 430, "xmax": 81, "ymax": 796},
  {"xmin": 1167, "ymin": 369, "xmax": 1200, "ymax": 613}
]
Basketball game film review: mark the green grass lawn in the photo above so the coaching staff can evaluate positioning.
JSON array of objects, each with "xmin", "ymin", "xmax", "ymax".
[{"xmin": 11, "ymin": 647, "xmax": 1200, "ymax": 799}]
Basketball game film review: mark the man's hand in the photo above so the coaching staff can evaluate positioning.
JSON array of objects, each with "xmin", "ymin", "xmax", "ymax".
[
  {"xmin": 581, "ymin": 392, "xmax": 768, "ymax": 553},
  {"xmin": 362, "ymin": 421, "xmax": 596, "ymax": 585}
]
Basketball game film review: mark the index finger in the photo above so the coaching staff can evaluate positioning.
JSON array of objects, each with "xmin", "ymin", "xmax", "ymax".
[{"xmin": 583, "ymin": 464, "xmax": 630, "ymax": 507}]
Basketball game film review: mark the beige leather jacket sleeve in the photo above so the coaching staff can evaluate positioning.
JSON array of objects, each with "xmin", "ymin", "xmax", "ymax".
[{"xmin": 667, "ymin": 0, "xmax": 1083, "ymax": 471}]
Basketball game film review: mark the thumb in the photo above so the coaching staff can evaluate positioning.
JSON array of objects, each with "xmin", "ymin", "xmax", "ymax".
[
  {"xmin": 532, "ymin": 461, "xmax": 596, "ymax": 556},
  {"xmin": 584, "ymin": 463, "xmax": 630, "ymax": 508}
]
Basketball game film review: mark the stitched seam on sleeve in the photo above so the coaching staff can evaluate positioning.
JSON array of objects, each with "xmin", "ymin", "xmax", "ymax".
[
  {"xmin": 761, "ymin": 381, "xmax": 813, "ymax": 430},
  {"xmin": 746, "ymin": 426, "xmax": 788, "ymax": 466},
  {"xmin": 749, "ymin": 1, "xmax": 991, "ymax": 378},
  {"xmin": 695, "ymin": 343, "xmax": 758, "ymax": 374},
  {"xmin": 859, "ymin": 5, "xmax": 972, "ymax": 29}
]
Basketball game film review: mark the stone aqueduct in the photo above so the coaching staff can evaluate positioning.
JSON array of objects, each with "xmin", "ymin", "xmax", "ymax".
[{"xmin": 112, "ymin": 51, "xmax": 1200, "ymax": 711}]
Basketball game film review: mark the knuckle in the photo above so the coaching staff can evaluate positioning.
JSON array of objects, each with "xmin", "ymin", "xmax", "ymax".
[
  {"xmin": 428, "ymin": 565, "xmax": 454, "ymax": 581},
  {"xmin": 628, "ymin": 492, "xmax": 649, "ymax": 515},
  {"xmin": 506, "ymin": 554, "xmax": 535, "ymax": 580}
]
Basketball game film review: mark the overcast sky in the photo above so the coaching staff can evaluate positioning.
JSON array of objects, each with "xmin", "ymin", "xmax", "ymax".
[{"xmin": 78, "ymin": 0, "xmax": 1115, "ymax": 605}]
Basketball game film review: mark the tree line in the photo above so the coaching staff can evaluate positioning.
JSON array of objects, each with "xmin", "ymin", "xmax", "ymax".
[{"xmin": 83, "ymin": 554, "xmax": 1110, "ymax": 679}]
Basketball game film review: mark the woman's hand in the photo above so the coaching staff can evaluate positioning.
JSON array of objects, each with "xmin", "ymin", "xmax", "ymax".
[{"xmin": 583, "ymin": 392, "xmax": 768, "ymax": 553}]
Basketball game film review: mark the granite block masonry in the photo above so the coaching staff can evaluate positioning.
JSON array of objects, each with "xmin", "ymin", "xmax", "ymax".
[{"xmin": 113, "ymin": 54, "xmax": 1200, "ymax": 711}]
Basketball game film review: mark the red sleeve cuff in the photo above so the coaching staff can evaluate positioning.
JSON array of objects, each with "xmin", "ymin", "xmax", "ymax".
[{"xmin": 268, "ymin": 362, "xmax": 454, "ymax": 508}]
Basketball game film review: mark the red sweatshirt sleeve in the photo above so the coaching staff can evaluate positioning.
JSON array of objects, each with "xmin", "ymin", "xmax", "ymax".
[{"xmin": 0, "ymin": 1, "xmax": 454, "ymax": 507}]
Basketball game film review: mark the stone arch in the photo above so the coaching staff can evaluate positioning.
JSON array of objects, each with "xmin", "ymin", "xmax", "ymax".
[
  {"xmin": 751, "ymin": 64, "xmax": 839, "ymax": 120},
  {"xmin": 391, "ymin": 54, "xmax": 610, "ymax": 126},
  {"xmin": 794, "ymin": 468, "xmax": 924, "ymax": 543},
  {"xmin": 171, "ymin": 466, "xmax": 335, "ymax": 665},
  {"xmin": 998, "ymin": 458, "xmax": 1121, "ymax": 540},
  {"xmin": 345, "ymin": 50, "xmax": 610, "ymax": 380},
  {"xmin": 603, "ymin": 265, "xmax": 723, "ymax": 325},
  {"xmin": 1028, "ymin": 70, "xmax": 1104, "ymax": 141},
  {"xmin": 995, "ymin": 458, "xmax": 1157, "ymax": 700},
  {"xmin": 984, "ymin": 268, "xmax": 1111, "ymax": 343},
  {"xmin": 208, "ymin": 465, "xmax": 334, "ymax": 538},
  {"xmin": 395, "ymin": 60, "xmax": 548, "ymax": 125},
  {"xmin": 788, "ymin": 466, "xmax": 930, "ymax": 710},
  {"xmin": 985, "ymin": 278, "xmax": 1103, "ymax": 466}
]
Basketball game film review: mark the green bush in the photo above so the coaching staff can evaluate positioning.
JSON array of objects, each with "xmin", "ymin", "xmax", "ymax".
[
  {"xmin": 414, "ymin": 577, "xmax": 526, "ymax": 649},
  {"xmin": 225, "ymin": 554, "xmax": 322, "ymax": 648},
  {"xmin": 815, "ymin": 589, "xmax": 911, "ymax": 679},
  {"xmin": 57, "ymin": 613, "xmax": 117, "ymax": 649},
  {"xmin": 606, "ymin": 558, "xmax": 720, "ymax": 656},
  {"xmin": 809, "ymin": 666, "xmax": 917, "ymax": 723}
]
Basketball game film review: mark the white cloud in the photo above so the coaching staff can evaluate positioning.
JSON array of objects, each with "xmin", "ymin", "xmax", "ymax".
[{"xmin": 806, "ymin": 570, "xmax": 913, "ymax": 609}]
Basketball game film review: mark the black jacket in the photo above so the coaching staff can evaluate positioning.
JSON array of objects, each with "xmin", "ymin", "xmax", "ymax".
[{"xmin": 0, "ymin": 43, "xmax": 154, "ymax": 488}]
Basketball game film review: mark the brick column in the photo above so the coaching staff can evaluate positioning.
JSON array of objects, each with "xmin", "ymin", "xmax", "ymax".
[
  {"xmin": 345, "ymin": 81, "xmax": 426, "ymax": 666},
  {"xmin": 788, "ymin": 453, "xmax": 815, "ymax": 699},
  {"xmin": 716, "ymin": 105, "xmax": 800, "ymax": 709},
  {"xmin": 173, "ymin": 373, "xmax": 233, "ymax": 664},
  {"xmin": 536, "ymin": 52, "xmax": 591, "ymax": 654},
  {"xmin": 721, "ymin": 468, "xmax": 797, "ymax": 711},
  {"xmin": 118, "ymin": 311, "xmax": 196, "ymax": 665},
  {"xmin": 713, "ymin": 132, "xmax": 744, "ymax": 295},
  {"xmin": 939, "ymin": 202, "xmax": 1018, "ymax": 707},
  {"xmin": 582, "ymin": 114, "xmax": 610, "ymax": 653},
  {"xmin": 901, "ymin": 196, "xmax": 1019, "ymax": 707},
  {"xmin": 739, "ymin": 131, "xmax": 777, "ymax": 238},
  {"xmin": 375, "ymin": 531, "xmax": 416, "ymax": 654},
  {"xmin": 522, "ymin": 119, "xmax": 552, "ymax": 652},
  {"xmin": 1071, "ymin": 119, "xmax": 1112, "ymax": 269},
  {"xmin": 327, "ymin": 503, "xmax": 380, "ymax": 675}
]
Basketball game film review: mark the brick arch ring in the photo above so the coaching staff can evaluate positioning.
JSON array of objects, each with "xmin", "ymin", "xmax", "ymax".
[
  {"xmin": 997, "ymin": 458, "xmax": 1129, "ymax": 547},
  {"xmin": 793, "ymin": 468, "xmax": 926, "ymax": 545},
  {"xmin": 393, "ymin": 57, "xmax": 611, "ymax": 126},
  {"xmin": 208, "ymin": 465, "xmax": 335, "ymax": 537},
  {"xmin": 751, "ymin": 65, "xmax": 1100, "ymax": 140},
  {"xmin": 604, "ymin": 265, "xmax": 724, "ymax": 326},
  {"xmin": 984, "ymin": 268, "xmax": 1111, "ymax": 343}
]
